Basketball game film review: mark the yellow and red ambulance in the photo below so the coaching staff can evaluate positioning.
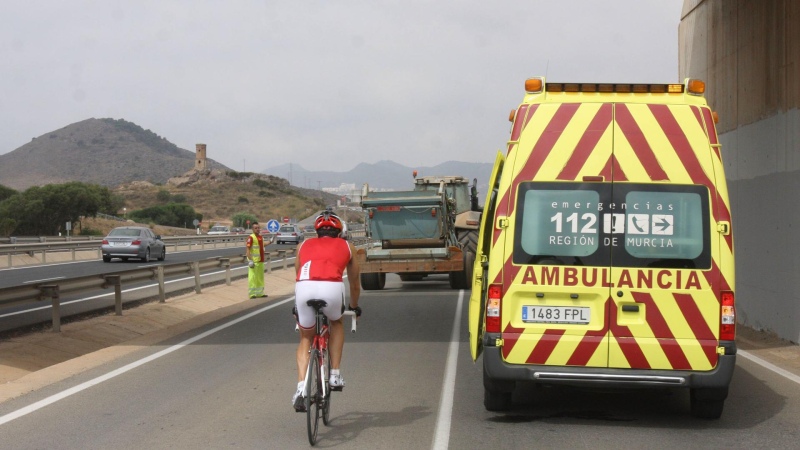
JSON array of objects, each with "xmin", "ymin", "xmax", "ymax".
[{"xmin": 469, "ymin": 78, "xmax": 736, "ymax": 419}]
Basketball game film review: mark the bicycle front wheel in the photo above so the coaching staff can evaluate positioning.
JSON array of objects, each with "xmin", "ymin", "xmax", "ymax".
[{"xmin": 306, "ymin": 349, "xmax": 321, "ymax": 445}]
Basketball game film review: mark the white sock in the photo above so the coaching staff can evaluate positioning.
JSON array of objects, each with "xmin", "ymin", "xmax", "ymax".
[
  {"xmin": 331, "ymin": 369, "xmax": 340, "ymax": 376},
  {"xmin": 297, "ymin": 380, "xmax": 304, "ymax": 390}
]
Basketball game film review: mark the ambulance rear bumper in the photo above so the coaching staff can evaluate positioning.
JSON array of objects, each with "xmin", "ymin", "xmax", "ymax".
[{"xmin": 482, "ymin": 342, "xmax": 736, "ymax": 391}]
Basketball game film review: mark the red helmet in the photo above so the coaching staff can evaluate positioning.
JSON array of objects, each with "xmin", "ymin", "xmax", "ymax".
[{"xmin": 314, "ymin": 211, "xmax": 343, "ymax": 231}]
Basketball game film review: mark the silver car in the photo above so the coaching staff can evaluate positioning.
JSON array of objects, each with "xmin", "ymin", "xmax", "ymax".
[
  {"xmin": 101, "ymin": 226, "xmax": 166, "ymax": 262},
  {"xmin": 275, "ymin": 224, "xmax": 304, "ymax": 245}
]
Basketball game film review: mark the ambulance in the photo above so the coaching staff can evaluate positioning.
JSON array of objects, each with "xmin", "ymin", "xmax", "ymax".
[{"xmin": 469, "ymin": 78, "xmax": 736, "ymax": 419}]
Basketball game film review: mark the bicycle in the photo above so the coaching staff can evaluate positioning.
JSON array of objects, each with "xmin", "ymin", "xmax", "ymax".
[{"xmin": 300, "ymin": 299, "xmax": 358, "ymax": 446}]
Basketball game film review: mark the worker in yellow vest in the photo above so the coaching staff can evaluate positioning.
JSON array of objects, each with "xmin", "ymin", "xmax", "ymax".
[{"xmin": 245, "ymin": 223, "xmax": 269, "ymax": 298}]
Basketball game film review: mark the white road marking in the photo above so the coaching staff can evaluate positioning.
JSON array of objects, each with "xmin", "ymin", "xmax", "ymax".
[
  {"xmin": 432, "ymin": 290, "xmax": 463, "ymax": 450},
  {"xmin": 22, "ymin": 277, "xmax": 65, "ymax": 284},
  {"xmin": 739, "ymin": 350, "xmax": 800, "ymax": 385},
  {"xmin": 0, "ymin": 297, "xmax": 296, "ymax": 426}
]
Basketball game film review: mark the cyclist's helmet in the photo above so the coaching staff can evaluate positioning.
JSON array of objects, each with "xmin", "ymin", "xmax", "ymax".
[{"xmin": 314, "ymin": 211, "xmax": 343, "ymax": 237}]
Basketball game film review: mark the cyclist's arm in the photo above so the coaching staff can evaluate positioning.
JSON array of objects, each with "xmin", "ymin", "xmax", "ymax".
[{"xmin": 346, "ymin": 241, "xmax": 360, "ymax": 307}]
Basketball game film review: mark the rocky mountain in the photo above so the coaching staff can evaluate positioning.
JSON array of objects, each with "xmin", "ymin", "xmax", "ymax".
[
  {"xmin": 0, "ymin": 117, "xmax": 495, "ymax": 198},
  {"xmin": 263, "ymin": 159, "xmax": 496, "ymax": 192},
  {"xmin": 0, "ymin": 118, "xmax": 229, "ymax": 191}
]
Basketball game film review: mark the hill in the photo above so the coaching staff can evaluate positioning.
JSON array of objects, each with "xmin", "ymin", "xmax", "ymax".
[
  {"xmin": 0, "ymin": 118, "xmax": 228, "ymax": 190},
  {"xmin": 262, "ymin": 160, "xmax": 495, "ymax": 192},
  {"xmin": 116, "ymin": 170, "xmax": 340, "ymax": 230}
]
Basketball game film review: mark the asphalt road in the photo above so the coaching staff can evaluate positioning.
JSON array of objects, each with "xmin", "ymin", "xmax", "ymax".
[{"xmin": 1, "ymin": 275, "xmax": 799, "ymax": 449}]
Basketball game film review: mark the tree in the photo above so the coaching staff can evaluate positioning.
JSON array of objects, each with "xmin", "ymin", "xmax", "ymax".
[
  {"xmin": 232, "ymin": 212, "xmax": 259, "ymax": 228},
  {"xmin": 128, "ymin": 203, "xmax": 199, "ymax": 228},
  {"xmin": 0, "ymin": 184, "xmax": 16, "ymax": 203},
  {"xmin": 0, "ymin": 182, "xmax": 119, "ymax": 235},
  {"xmin": 156, "ymin": 189, "xmax": 171, "ymax": 203}
]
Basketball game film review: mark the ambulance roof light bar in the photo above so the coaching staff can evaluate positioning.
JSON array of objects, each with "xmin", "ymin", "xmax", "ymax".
[{"xmin": 525, "ymin": 77, "xmax": 699, "ymax": 95}]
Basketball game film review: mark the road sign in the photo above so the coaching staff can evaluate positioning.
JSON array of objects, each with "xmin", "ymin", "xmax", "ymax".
[{"xmin": 266, "ymin": 219, "xmax": 280, "ymax": 233}]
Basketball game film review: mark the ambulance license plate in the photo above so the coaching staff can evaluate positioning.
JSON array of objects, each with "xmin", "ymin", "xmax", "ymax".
[{"xmin": 522, "ymin": 306, "xmax": 590, "ymax": 324}]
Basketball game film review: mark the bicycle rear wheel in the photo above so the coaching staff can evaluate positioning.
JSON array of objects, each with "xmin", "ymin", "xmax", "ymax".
[
  {"xmin": 322, "ymin": 348, "xmax": 331, "ymax": 426},
  {"xmin": 306, "ymin": 349, "xmax": 321, "ymax": 445}
]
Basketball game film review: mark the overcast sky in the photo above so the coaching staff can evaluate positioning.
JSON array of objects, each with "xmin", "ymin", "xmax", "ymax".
[{"xmin": 2, "ymin": 1, "xmax": 684, "ymax": 174}]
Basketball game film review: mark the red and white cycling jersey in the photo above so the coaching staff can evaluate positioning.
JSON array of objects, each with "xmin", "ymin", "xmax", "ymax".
[{"xmin": 295, "ymin": 237, "xmax": 351, "ymax": 282}]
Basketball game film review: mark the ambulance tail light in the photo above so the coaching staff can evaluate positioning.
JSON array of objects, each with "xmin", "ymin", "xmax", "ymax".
[
  {"xmin": 485, "ymin": 284, "xmax": 502, "ymax": 333},
  {"xmin": 720, "ymin": 291, "xmax": 736, "ymax": 340}
]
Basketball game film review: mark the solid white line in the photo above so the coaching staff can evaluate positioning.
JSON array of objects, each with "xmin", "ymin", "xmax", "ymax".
[
  {"xmin": 0, "ymin": 297, "xmax": 296, "ymax": 427},
  {"xmin": 23, "ymin": 277, "xmax": 65, "ymax": 284},
  {"xmin": 738, "ymin": 350, "xmax": 800, "ymax": 385},
  {"xmin": 432, "ymin": 290, "xmax": 463, "ymax": 450}
]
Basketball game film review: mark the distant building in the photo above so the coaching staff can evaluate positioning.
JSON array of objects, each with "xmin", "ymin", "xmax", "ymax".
[{"xmin": 195, "ymin": 144, "xmax": 208, "ymax": 171}]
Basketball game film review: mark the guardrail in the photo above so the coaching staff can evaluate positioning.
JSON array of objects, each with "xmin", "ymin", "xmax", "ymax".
[
  {"xmin": 0, "ymin": 228, "xmax": 367, "ymax": 268},
  {"xmin": 0, "ymin": 248, "xmax": 298, "ymax": 333},
  {"xmin": 0, "ymin": 234, "xmax": 251, "ymax": 268}
]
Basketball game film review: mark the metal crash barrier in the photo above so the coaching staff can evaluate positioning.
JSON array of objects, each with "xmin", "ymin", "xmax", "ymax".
[{"xmin": 0, "ymin": 249, "xmax": 299, "ymax": 333}]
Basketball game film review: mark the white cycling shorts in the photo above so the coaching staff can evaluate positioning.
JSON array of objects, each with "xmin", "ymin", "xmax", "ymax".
[{"xmin": 294, "ymin": 280, "xmax": 346, "ymax": 329}]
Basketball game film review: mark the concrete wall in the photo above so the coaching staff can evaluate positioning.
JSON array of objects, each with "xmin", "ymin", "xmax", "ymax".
[{"xmin": 680, "ymin": 0, "xmax": 800, "ymax": 342}]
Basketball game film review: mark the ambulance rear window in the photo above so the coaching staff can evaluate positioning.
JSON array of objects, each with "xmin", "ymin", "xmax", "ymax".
[{"xmin": 513, "ymin": 182, "xmax": 711, "ymax": 269}]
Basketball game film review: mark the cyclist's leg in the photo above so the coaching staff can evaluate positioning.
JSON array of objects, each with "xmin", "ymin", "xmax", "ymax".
[
  {"xmin": 329, "ymin": 317, "xmax": 344, "ymax": 370},
  {"xmin": 296, "ymin": 327, "xmax": 314, "ymax": 381},
  {"xmin": 294, "ymin": 282, "xmax": 318, "ymax": 382},
  {"xmin": 323, "ymin": 283, "xmax": 347, "ymax": 370}
]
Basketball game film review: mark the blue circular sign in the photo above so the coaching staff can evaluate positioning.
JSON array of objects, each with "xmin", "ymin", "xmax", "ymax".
[{"xmin": 266, "ymin": 219, "xmax": 280, "ymax": 233}]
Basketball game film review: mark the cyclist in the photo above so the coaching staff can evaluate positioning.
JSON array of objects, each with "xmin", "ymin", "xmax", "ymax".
[{"xmin": 292, "ymin": 211, "xmax": 361, "ymax": 411}]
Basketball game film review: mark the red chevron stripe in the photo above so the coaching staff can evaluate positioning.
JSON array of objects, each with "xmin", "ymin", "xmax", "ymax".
[
  {"xmin": 526, "ymin": 329, "xmax": 565, "ymax": 364},
  {"xmin": 511, "ymin": 103, "xmax": 580, "ymax": 192},
  {"xmin": 615, "ymin": 104, "xmax": 669, "ymax": 181},
  {"xmin": 501, "ymin": 323, "xmax": 526, "ymax": 359},
  {"xmin": 500, "ymin": 103, "xmax": 580, "ymax": 227},
  {"xmin": 699, "ymin": 107, "xmax": 719, "ymax": 146},
  {"xmin": 631, "ymin": 291, "xmax": 692, "ymax": 369},
  {"xmin": 609, "ymin": 304, "xmax": 650, "ymax": 368},
  {"xmin": 649, "ymin": 104, "xmax": 734, "ymax": 254},
  {"xmin": 673, "ymin": 293, "xmax": 719, "ymax": 366},
  {"xmin": 702, "ymin": 259, "xmax": 731, "ymax": 298},
  {"xmin": 600, "ymin": 154, "xmax": 628, "ymax": 181},
  {"xmin": 557, "ymin": 103, "xmax": 613, "ymax": 180},
  {"xmin": 510, "ymin": 104, "xmax": 530, "ymax": 142},
  {"xmin": 566, "ymin": 297, "xmax": 611, "ymax": 366}
]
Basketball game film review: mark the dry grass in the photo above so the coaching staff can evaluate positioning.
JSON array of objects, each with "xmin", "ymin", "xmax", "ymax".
[{"xmin": 112, "ymin": 171, "xmax": 336, "ymax": 231}]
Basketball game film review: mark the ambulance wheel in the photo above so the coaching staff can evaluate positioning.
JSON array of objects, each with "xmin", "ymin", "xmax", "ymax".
[
  {"xmin": 484, "ymin": 388, "xmax": 512, "ymax": 412},
  {"xmin": 361, "ymin": 272, "xmax": 385, "ymax": 290},
  {"xmin": 483, "ymin": 370, "xmax": 512, "ymax": 411},
  {"xmin": 690, "ymin": 388, "xmax": 726, "ymax": 419}
]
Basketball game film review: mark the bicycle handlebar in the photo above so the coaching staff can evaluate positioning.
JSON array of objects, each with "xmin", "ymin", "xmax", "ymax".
[{"xmin": 343, "ymin": 310, "xmax": 357, "ymax": 333}]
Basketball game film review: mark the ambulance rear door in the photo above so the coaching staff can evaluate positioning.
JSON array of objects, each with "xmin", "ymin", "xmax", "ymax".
[
  {"xmin": 606, "ymin": 103, "xmax": 720, "ymax": 372},
  {"xmin": 501, "ymin": 102, "xmax": 615, "ymax": 369},
  {"xmin": 470, "ymin": 151, "xmax": 505, "ymax": 361}
]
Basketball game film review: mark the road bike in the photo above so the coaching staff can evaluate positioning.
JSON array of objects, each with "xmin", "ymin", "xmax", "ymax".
[{"xmin": 301, "ymin": 299, "xmax": 357, "ymax": 446}]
